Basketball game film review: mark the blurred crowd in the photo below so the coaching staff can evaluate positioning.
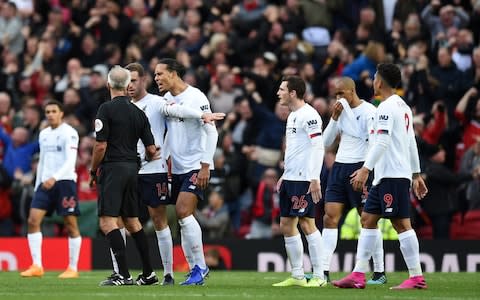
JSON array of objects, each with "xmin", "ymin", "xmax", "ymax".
[{"xmin": 0, "ymin": 0, "xmax": 480, "ymax": 240}]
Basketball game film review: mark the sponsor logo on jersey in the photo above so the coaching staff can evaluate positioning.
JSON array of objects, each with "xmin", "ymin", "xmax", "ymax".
[{"xmin": 379, "ymin": 115, "xmax": 389, "ymax": 121}]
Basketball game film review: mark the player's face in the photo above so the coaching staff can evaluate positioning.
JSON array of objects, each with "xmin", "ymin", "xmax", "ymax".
[
  {"xmin": 277, "ymin": 81, "xmax": 291, "ymax": 106},
  {"xmin": 45, "ymin": 104, "xmax": 63, "ymax": 128},
  {"xmin": 127, "ymin": 71, "xmax": 144, "ymax": 100},
  {"xmin": 334, "ymin": 82, "xmax": 353, "ymax": 104},
  {"xmin": 154, "ymin": 63, "xmax": 174, "ymax": 93}
]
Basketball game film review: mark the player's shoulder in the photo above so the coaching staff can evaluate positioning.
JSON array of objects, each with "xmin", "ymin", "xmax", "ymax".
[
  {"xmin": 301, "ymin": 103, "xmax": 321, "ymax": 119},
  {"xmin": 359, "ymin": 100, "xmax": 377, "ymax": 111},
  {"xmin": 62, "ymin": 123, "xmax": 79, "ymax": 136}
]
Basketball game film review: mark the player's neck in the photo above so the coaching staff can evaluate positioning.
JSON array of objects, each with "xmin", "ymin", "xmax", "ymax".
[
  {"xmin": 379, "ymin": 89, "xmax": 395, "ymax": 101},
  {"xmin": 350, "ymin": 96, "xmax": 362, "ymax": 108},
  {"xmin": 170, "ymin": 81, "xmax": 188, "ymax": 96},
  {"xmin": 50, "ymin": 122, "xmax": 62, "ymax": 129},
  {"xmin": 289, "ymin": 99, "xmax": 305, "ymax": 111},
  {"xmin": 133, "ymin": 90, "xmax": 148, "ymax": 102}
]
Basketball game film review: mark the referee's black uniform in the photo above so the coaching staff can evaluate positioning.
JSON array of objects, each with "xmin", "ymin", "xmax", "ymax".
[{"xmin": 95, "ymin": 95, "xmax": 154, "ymax": 218}]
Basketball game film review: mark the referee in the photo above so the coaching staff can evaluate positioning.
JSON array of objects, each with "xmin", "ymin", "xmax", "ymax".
[{"xmin": 90, "ymin": 65, "xmax": 159, "ymax": 286}]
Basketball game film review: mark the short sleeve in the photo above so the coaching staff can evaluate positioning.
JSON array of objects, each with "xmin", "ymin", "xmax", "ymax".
[{"xmin": 94, "ymin": 104, "xmax": 109, "ymax": 141}]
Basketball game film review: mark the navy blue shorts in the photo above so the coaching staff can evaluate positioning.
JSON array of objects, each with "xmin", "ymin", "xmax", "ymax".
[
  {"xmin": 278, "ymin": 180, "xmax": 316, "ymax": 218},
  {"xmin": 171, "ymin": 170, "xmax": 205, "ymax": 202},
  {"xmin": 31, "ymin": 180, "xmax": 79, "ymax": 217},
  {"xmin": 363, "ymin": 178, "xmax": 411, "ymax": 218},
  {"xmin": 138, "ymin": 173, "xmax": 173, "ymax": 207},
  {"xmin": 325, "ymin": 162, "xmax": 372, "ymax": 208}
]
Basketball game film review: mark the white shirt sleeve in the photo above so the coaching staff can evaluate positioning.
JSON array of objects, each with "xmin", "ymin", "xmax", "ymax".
[
  {"xmin": 364, "ymin": 104, "xmax": 393, "ymax": 170},
  {"xmin": 201, "ymin": 123, "xmax": 218, "ymax": 165},
  {"xmin": 303, "ymin": 112, "xmax": 324, "ymax": 181},
  {"xmin": 159, "ymin": 99, "xmax": 203, "ymax": 119},
  {"xmin": 323, "ymin": 119, "xmax": 339, "ymax": 148},
  {"xmin": 409, "ymin": 129, "xmax": 421, "ymax": 174}
]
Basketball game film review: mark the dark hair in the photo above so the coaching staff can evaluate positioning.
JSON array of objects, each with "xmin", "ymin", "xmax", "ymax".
[
  {"xmin": 44, "ymin": 100, "xmax": 64, "ymax": 112},
  {"xmin": 377, "ymin": 63, "xmax": 401, "ymax": 89},
  {"xmin": 125, "ymin": 62, "xmax": 145, "ymax": 77},
  {"xmin": 282, "ymin": 75, "xmax": 306, "ymax": 99},
  {"xmin": 158, "ymin": 58, "xmax": 186, "ymax": 78}
]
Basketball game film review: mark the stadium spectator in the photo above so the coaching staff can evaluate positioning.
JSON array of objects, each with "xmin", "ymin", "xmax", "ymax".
[{"xmin": 196, "ymin": 191, "xmax": 230, "ymax": 240}]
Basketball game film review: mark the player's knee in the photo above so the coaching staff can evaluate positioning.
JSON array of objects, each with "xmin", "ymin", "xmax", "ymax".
[
  {"xmin": 298, "ymin": 219, "xmax": 316, "ymax": 234},
  {"xmin": 360, "ymin": 214, "xmax": 377, "ymax": 229},
  {"xmin": 26, "ymin": 215, "xmax": 41, "ymax": 230},
  {"xmin": 323, "ymin": 213, "xmax": 339, "ymax": 228}
]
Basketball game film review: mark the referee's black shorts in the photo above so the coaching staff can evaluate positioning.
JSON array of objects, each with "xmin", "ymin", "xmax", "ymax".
[{"xmin": 97, "ymin": 161, "xmax": 139, "ymax": 218}]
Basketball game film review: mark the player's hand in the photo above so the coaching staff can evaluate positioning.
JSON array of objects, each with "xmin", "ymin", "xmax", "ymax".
[
  {"xmin": 197, "ymin": 163, "xmax": 210, "ymax": 190},
  {"xmin": 276, "ymin": 176, "xmax": 283, "ymax": 192},
  {"xmin": 146, "ymin": 145, "xmax": 161, "ymax": 161},
  {"xmin": 350, "ymin": 167, "xmax": 369, "ymax": 192},
  {"xmin": 331, "ymin": 101, "xmax": 344, "ymax": 121},
  {"xmin": 89, "ymin": 169, "xmax": 97, "ymax": 188},
  {"xmin": 412, "ymin": 175, "xmax": 428, "ymax": 199},
  {"xmin": 201, "ymin": 112, "xmax": 226, "ymax": 124},
  {"xmin": 307, "ymin": 179, "xmax": 322, "ymax": 203},
  {"xmin": 42, "ymin": 177, "xmax": 56, "ymax": 190}
]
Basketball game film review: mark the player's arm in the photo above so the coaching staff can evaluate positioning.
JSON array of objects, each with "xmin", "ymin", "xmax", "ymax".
[
  {"xmin": 409, "ymin": 123, "xmax": 428, "ymax": 199},
  {"xmin": 304, "ymin": 113, "xmax": 325, "ymax": 203},
  {"xmin": 139, "ymin": 112, "xmax": 159, "ymax": 161},
  {"xmin": 44, "ymin": 130, "xmax": 79, "ymax": 189},
  {"xmin": 34, "ymin": 133, "xmax": 45, "ymax": 190},
  {"xmin": 159, "ymin": 99, "xmax": 225, "ymax": 123},
  {"xmin": 197, "ymin": 98, "xmax": 219, "ymax": 190}
]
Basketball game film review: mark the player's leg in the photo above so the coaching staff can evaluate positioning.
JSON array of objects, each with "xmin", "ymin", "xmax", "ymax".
[
  {"xmin": 272, "ymin": 180, "xmax": 307, "ymax": 287},
  {"xmin": 140, "ymin": 173, "xmax": 174, "ymax": 285},
  {"xmin": 358, "ymin": 205, "xmax": 386, "ymax": 284},
  {"xmin": 56, "ymin": 181, "xmax": 82, "ymax": 279},
  {"xmin": 272, "ymin": 216, "xmax": 308, "ymax": 287},
  {"xmin": 333, "ymin": 184, "xmax": 383, "ymax": 289},
  {"xmin": 322, "ymin": 202, "xmax": 344, "ymax": 281},
  {"xmin": 20, "ymin": 207, "xmax": 47, "ymax": 277},
  {"xmin": 59, "ymin": 215, "xmax": 81, "ymax": 278},
  {"xmin": 176, "ymin": 191, "xmax": 208, "ymax": 285},
  {"xmin": 149, "ymin": 205, "xmax": 174, "ymax": 285},
  {"xmin": 299, "ymin": 217, "xmax": 327, "ymax": 287}
]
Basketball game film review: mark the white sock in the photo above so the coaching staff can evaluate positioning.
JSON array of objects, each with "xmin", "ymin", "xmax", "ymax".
[
  {"xmin": 156, "ymin": 227, "xmax": 173, "ymax": 277},
  {"xmin": 284, "ymin": 234, "xmax": 304, "ymax": 279},
  {"xmin": 305, "ymin": 230, "xmax": 324, "ymax": 279},
  {"xmin": 68, "ymin": 236, "xmax": 82, "ymax": 271},
  {"xmin": 179, "ymin": 215, "xmax": 206, "ymax": 270},
  {"xmin": 398, "ymin": 229, "xmax": 423, "ymax": 277},
  {"xmin": 27, "ymin": 232, "xmax": 43, "ymax": 267},
  {"xmin": 372, "ymin": 229, "xmax": 384, "ymax": 273},
  {"xmin": 321, "ymin": 228, "xmax": 338, "ymax": 272},
  {"xmin": 110, "ymin": 227, "xmax": 126, "ymax": 274},
  {"xmin": 353, "ymin": 228, "xmax": 378, "ymax": 273}
]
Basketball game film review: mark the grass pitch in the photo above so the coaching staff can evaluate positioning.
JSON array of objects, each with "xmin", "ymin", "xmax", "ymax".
[{"xmin": 2, "ymin": 271, "xmax": 479, "ymax": 300}]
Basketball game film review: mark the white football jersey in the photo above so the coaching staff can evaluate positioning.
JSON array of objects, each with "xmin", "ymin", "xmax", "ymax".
[
  {"xmin": 133, "ymin": 93, "xmax": 169, "ymax": 174},
  {"xmin": 334, "ymin": 101, "xmax": 376, "ymax": 163},
  {"xmin": 35, "ymin": 123, "xmax": 79, "ymax": 189},
  {"xmin": 371, "ymin": 94, "xmax": 418, "ymax": 184},
  {"xmin": 283, "ymin": 104, "xmax": 324, "ymax": 181},
  {"xmin": 164, "ymin": 85, "xmax": 215, "ymax": 174}
]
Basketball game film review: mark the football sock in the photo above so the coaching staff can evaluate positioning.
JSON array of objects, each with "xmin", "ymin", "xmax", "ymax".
[
  {"xmin": 68, "ymin": 236, "xmax": 82, "ymax": 271},
  {"xmin": 27, "ymin": 232, "xmax": 43, "ymax": 267},
  {"xmin": 156, "ymin": 227, "xmax": 173, "ymax": 276},
  {"xmin": 179, "ymin": 215, "xmax": 206, "ymax": 270},
  {"xmin": 353, "ymin": 228, "xmax": 378, "ymax": 273},
  {"xmin": 306, "ymin": 230, "xmax": 324, "ymax": 279},
  {"xmin": 321, "ymin": 228, "xmax": 338, "ymax": 272},
  {"xmin": 131, "ymin": 228, "xmax": 154, "ymax": 277},
  {"xmin": 284, "ymin": 234, "xmax": 304, "ymax": 279},
  {"xmin": 106, "ymin": 229, "xmax": 130, "ymax": 278},
  {"xmin": 399, "ymin": 229, "xmax": 423, "ymax": 277}
]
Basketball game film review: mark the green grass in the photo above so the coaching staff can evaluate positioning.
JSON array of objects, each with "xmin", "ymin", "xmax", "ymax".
[{"xmin": 2, "ymin": 271, "xmax": 479, "ymax": 300}]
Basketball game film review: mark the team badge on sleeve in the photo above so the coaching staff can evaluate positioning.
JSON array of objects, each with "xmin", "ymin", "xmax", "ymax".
[{"xmin": 94, "ymin": 119, "xmax": 103, "ymax": 132}]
